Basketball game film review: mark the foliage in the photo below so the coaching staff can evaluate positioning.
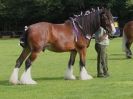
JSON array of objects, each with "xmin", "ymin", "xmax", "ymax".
[
  {"xmin": 126, "ymin": 0, "xmax": 133, "ymax": 7},
  {"xmin": 0, "ymin": 0, "xmax": 132, "ymax": 31}
]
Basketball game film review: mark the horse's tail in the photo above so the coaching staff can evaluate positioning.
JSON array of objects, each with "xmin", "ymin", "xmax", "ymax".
[
  {"xmin": 122, "ymin": 30, "xmax": 127, "ymax": 52},
  {"xmin": 20, "ymin": 26, "xmax": 28, "ymax": 48}
]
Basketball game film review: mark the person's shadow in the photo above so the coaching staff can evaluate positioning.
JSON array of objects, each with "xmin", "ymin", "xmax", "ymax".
[{"xmin": 108, "ymin": 53, "xmax": 127, "ymax": 60}]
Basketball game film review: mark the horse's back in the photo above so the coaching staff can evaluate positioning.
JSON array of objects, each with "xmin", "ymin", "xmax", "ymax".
[
  {"xmin": 29, "ymin": 22, "xmax": 52, "ymax": 33},
  {"xmin": 28, "ymin": 21, "xmax": 72, "ymax": 36}
]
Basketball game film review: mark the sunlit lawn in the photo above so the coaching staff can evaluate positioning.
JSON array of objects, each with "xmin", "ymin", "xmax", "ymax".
[{"xmin": 0, "ymin": 38, "xmax": 133, "ymax": 99}]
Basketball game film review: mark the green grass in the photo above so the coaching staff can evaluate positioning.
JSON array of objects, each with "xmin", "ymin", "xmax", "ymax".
[{"xmin": 0, "ymin": 38, "xmax": 133, "ymax": 99}]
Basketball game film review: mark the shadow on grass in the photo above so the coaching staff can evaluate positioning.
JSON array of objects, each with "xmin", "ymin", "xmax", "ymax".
[
  {"xmin": 0, "ymin": 77, "xmax": 64, "ymax": 86},
  {"xmin": 88, "ymin": 58, "xmax": 96, "ymax": 60},
  {"xmin": 110, "ymin": 53, "xmax": 125, "ymax": 56},
  {"xmin": 88, "ymin": 53, "xmax": 127, "ymax": 60},
  {"xmin": 108, "ymin": 53, "xmax": 128, "ymax": 60},
  {"xmin": 0, "ymin": 80, "xmax": 12, "ymax": 86},
  {"xmin": 88, "ymin": 57, "xmax": 127, "ymax": 60},
  {"xmin": 108, "ymin": 57, "xmax": 127, "ymax": 60},
  {"xmin": 35, "ymin": 76, "xmax": 64, "ymax": 81}
]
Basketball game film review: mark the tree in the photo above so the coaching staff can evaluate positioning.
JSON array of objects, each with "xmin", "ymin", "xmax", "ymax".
[{"xmin": 0, "ymin": 0, "xmax": 132, "ymax": 31}]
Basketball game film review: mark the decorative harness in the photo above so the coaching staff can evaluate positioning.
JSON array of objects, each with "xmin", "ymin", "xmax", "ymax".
[{"xmin": 70, "ymin": 17, "xmax": 79, "ymax": 42}]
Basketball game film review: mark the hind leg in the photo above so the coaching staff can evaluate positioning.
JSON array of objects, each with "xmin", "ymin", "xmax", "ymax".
[
  {"xmin": 64, "ymin": 51, "xmax": 77, "ymax": 80},
  {"xmin": 20, "ymin": 49, "xmax": 41, "ymax": 84},
  {"xmin": 126, "ymin": 42, "xmax": 132, "ymax": 58},
  {"xmin": 9, "ymin": 48, "xmax": 30, "ymax": 84}
]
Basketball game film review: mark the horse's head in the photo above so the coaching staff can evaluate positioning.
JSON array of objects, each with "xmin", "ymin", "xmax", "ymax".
[
  {"xmin": 70, "ymin": 8, "xmax": 116, "ymax": 39},
  {"xmin": 100, "ymin": 8, "xmax": 116, "ymax": 36}
]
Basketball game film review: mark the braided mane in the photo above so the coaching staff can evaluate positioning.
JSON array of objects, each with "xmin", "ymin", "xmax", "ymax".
[{"xmin": 70, "ymin": 8, "xmax": 113, "ymax": 37}]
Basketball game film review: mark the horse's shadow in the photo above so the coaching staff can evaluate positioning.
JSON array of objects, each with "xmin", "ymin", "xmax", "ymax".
[
  {"xmin": 35, "ymin": 76, "xmax": 64, "ymax": 81},
  {"xmin": 0, "ymin": 80, "xmax": 11, "ymax": 86},
  {"xmin": 0, "ymin": 77, "xmax": 64, "ymax": 86}
]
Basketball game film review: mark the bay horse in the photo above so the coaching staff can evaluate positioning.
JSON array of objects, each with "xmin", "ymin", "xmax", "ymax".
[
  {"xmin": 122, "ymin": 21, "xmax": 133, "ymax": 58},
  {"xmin": 10, "ymin": 8, "xmax": 116, "ymax": 84}
]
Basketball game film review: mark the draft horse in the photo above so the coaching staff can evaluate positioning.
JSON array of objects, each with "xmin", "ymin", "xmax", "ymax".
[
  {"xmin": 122, "ymin": 21, "xmax": 133, "ymax": 58},
  {"xmin": 10, "ymin": 8, "xmax": 116, "ymax": 84}
]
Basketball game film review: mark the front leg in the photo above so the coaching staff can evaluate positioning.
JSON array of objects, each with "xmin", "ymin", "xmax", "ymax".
[
  {"xmin": 79, "ymin": 48, "xmax": 93, "ymax": 80},
  {"xmin": 64, "ymin": 51, "xmax": 77, "ymax": 80}
]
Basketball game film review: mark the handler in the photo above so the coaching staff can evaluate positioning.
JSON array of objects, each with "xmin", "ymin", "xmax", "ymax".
[{"xmin": 95, "ymin": 26, "xmax": 109, "ymax": 77}]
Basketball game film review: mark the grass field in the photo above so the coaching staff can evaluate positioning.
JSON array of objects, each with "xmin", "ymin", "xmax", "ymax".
[{"xmin": 0, "ymin": 38, "xmax": 133, "ymax": 99}]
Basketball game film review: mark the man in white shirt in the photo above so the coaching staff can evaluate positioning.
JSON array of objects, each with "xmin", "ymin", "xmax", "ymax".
[{"xmin": 95, "ymin": 26, "xmax": 109, "ymax": 77}]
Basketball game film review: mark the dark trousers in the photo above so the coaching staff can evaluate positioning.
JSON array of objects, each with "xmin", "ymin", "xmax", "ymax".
[{"xmin": 95, "ymin": 43, "xmax": 108, "ymax": 76}]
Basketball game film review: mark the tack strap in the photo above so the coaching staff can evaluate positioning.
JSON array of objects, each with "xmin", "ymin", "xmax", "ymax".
[{"xmin": 70, "ymin": 17, "xmax": 81, "ymax": 42}]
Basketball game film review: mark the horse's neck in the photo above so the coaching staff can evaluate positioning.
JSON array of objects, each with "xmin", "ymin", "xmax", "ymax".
[{"xmin": 94, "ymin": 26, "xmax": 101, "ymax": 34}]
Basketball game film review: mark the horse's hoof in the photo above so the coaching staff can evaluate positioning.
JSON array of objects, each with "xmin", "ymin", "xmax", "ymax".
[
  {"xmin": 64, "ymin": 67, "xmax": 76, "ymax": 80},
  {"xmin": 9, "ymin": 76, "xmax": 19, "ymax": 85},
  {"xmin": 64, "ymin": 75, "xmax": 76, "ymax": 80},
  {"xmin": 9, "ymin": 79, "xmax": 20, "ymax": 85},
  {"xmin": 80, "ymin": 74, "xmax": 93, "ymax": 80},
  {"xmin": 20, "ymin": 79, "xmax": 37, "ymax": 85},
  {"xmin": 80, "ymin": 67, "xmax": 93, "ymax": 80}
]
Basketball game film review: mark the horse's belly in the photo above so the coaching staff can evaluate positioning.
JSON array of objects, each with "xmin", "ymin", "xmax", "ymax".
[{"xmin": 46, "ymin": 42, "xmax": 75, "ymax": 52}]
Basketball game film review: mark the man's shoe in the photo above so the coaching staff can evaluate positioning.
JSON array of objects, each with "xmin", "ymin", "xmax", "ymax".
[{"xmin": 97, "ymin": 73, "xmax": 105, "ymax": 77}]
